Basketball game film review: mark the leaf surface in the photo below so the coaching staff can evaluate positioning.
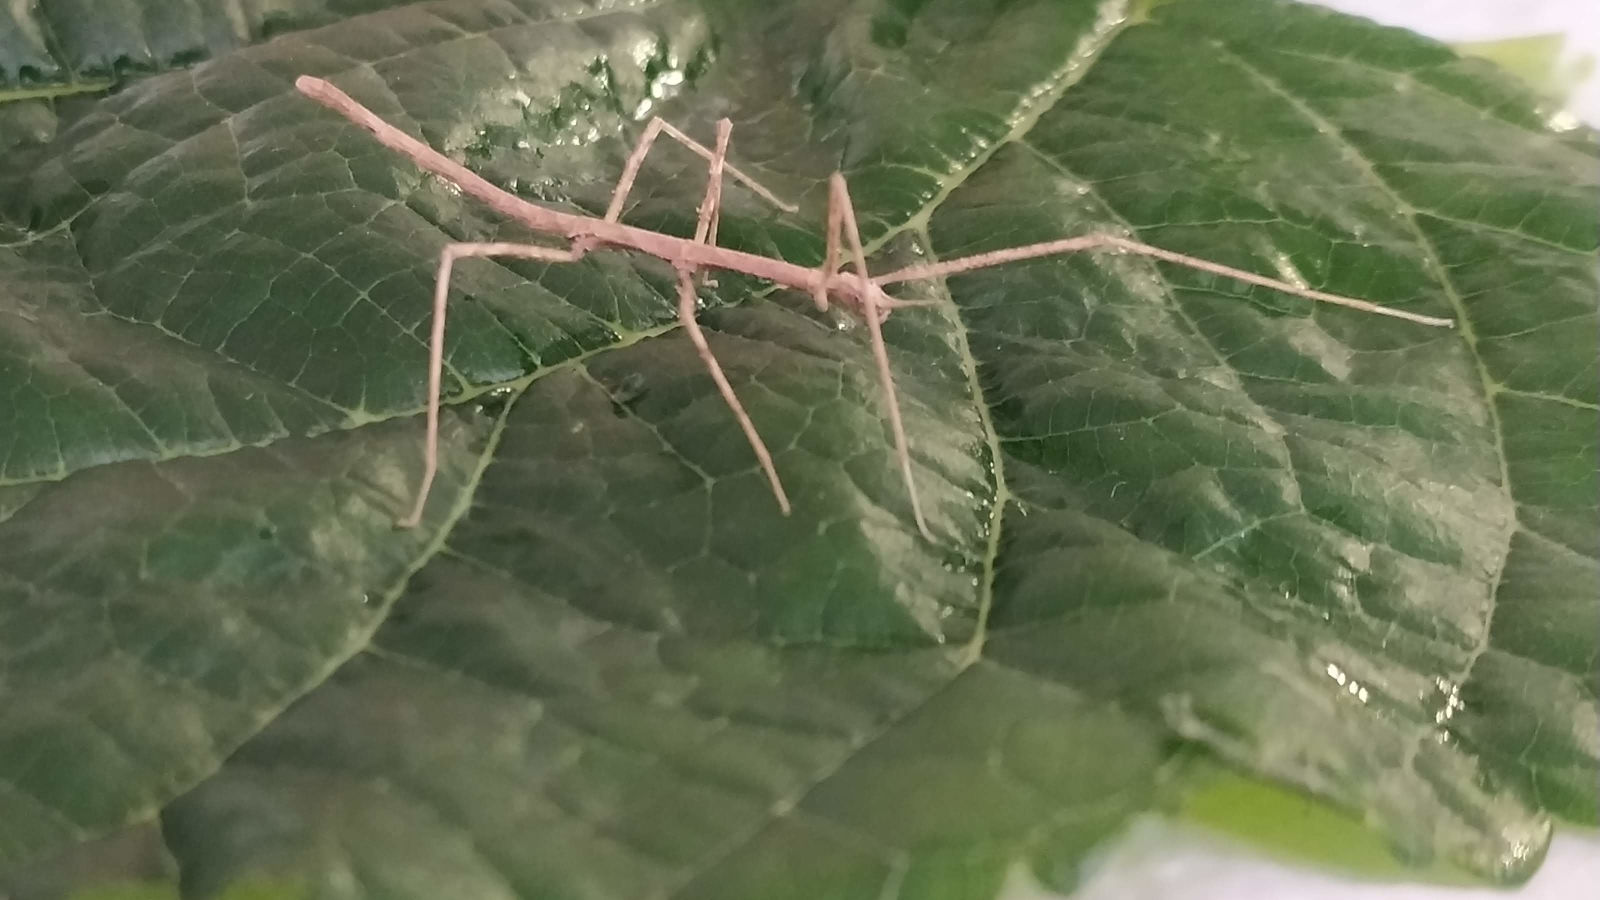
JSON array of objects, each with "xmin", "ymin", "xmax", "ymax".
[
  {"xmin": 0, "ymin": 0, "xmax": 416, "ymax": 90},
  {"xmin": 0, "ymin": 0, "xmax": 1595, "ymax": 894}
]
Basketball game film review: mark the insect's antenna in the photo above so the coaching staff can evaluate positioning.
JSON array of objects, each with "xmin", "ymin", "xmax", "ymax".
[
  {"xmin": 873, "ymin": 234, "xmax": 1455, "ymax": 328},
  {"xmin": 604, "ymin": 118, "xmax": 798, "ymax": 224},
  {"xmin": 830, "ymin": 174, "xmax": 933, "ymax": 541}
]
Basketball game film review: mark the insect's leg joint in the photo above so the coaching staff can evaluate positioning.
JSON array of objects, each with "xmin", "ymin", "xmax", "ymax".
[{"xmin": 808, "ymin": 270, "xmax": 832, "ymax": 311}]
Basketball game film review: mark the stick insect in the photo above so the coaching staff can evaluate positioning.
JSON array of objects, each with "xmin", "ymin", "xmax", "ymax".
[{"xmin": 295, "ymin": 75, "xmax": 1454, "ymax": 541}]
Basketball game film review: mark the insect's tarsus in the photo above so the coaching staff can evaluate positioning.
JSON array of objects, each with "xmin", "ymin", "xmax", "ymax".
[{"xmin": 295, "ymin": 75, "xmax": 1455, "ymax": 540}]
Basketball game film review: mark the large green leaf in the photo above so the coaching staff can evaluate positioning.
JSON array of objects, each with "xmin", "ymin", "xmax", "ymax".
[
  {"xmin": 0, "ymin": 0, "xmax": 415, "ymax": 93},
  {"xmin": 1, "ymin": 0, "xmax": 1595, "ymax": 895}
]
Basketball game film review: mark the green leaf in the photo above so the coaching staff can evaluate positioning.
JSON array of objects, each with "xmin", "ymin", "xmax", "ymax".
[
  {"xmin": 0, "ymin": 823, "xmax": 179, "ymax": 900},
  {"xmin": 0, "ymin": 0, "xmax": 415, "ymax": 94},
  {"xmin": 1, "ymin": 0, "xmax": 1595, "ymax": 895}
]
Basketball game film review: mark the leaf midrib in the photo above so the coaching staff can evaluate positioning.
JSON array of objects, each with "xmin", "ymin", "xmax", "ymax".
[
  {"xmin": 477, "ymin": 3, "xmax": 1144, "ymax": 885},
  {"xmin": 407, "ymin": 0, "xmax": 1141, "ymax": 649},
  {"xmin": 868, "ymin": 0, "xmax": 1134, "ymax": 662}
]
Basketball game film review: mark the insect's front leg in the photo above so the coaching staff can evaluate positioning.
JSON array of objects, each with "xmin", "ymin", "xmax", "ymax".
[
  {"xmin": 870, "ymin": 234, "xmax": 1454, "ymax": 328},
  {"xmin": 399, "ymin": 240, "xmax": 588, "ymax": 529}
]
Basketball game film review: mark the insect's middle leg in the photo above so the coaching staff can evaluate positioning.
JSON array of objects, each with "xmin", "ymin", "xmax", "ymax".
[
  {"xmin": 400, "ymin": 240, "xmax": 587, "ymax": 529},
  {"xmin": 810, "ymin": 181, "xmax": 844, "ymax": 313}
]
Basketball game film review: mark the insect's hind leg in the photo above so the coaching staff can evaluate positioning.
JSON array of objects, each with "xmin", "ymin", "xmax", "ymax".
[
  {"xmin": 829, "ymin": 173, "xmax": 933, "ymax": 541},
  {"xmin": 399, "ymin": 240, "xmax": 587, "ymax": 529}
]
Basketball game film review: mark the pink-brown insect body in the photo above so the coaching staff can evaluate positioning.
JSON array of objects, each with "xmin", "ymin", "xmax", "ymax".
[
  {"xmin": 294, "ymin": 75, "xmax": 1453, "ymax": 538},
  {"xmin": 297, "ymin": 77, "xmax": 884, "ymax": 317}
]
